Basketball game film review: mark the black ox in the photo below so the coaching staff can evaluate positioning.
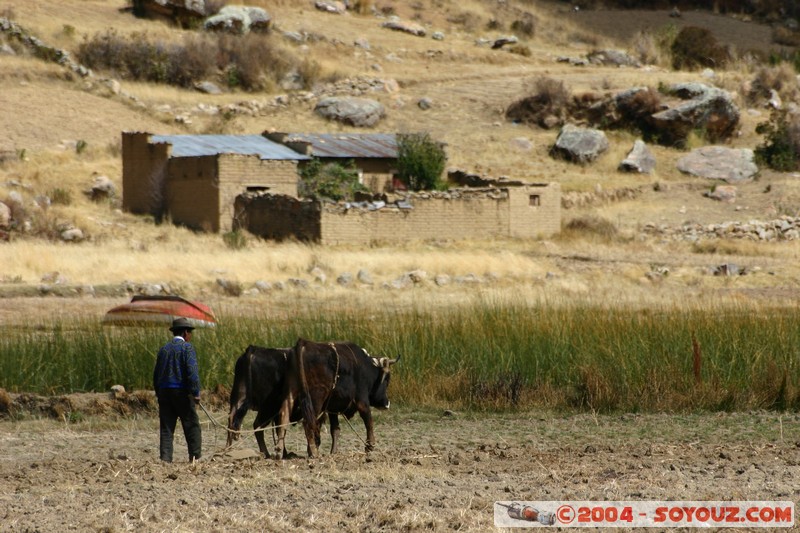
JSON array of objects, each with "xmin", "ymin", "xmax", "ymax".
[
  {"xmin": 275, "ymin": 338, "xmax": 399, "ymax": 458},
  {"xmin": 227, "ymin": 345, "xmax": 296, "ymax": 458}
]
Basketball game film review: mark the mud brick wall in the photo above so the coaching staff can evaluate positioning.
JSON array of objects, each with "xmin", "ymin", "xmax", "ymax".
[
  {"xmin": 234, "ymin": 194, "xmax": 320, "ymax": 241},
  {"xmin": 237, "ymin": 185, "xmax": 561, "ymax": 244},
  {"xmin": 507, "ymin": 183, "xmax": 561, "ymax": 238},
  {"xmin": 217, "ymin": 155, "xmax": 300, "ymax": 232},
  {"xmin": 122, "ymin": 132, "xmax": 170, "ymax": 216},
  {"xmin": 165, "ymin": 156, "xmax": 220, "ymax": 231},
  {"xmin": 320, "ymin": 192, "xmax": 509, "ymax": 245}
]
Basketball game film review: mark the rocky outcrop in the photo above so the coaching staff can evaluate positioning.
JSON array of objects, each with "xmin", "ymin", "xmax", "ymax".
[
  {"xmin": 550, "ymin": 124, "xmax": 608, "ymax": 164},
  {"xmin": 677, "ymin": 146, "xmax": 758, "ymax": 183},
  {"xmin": 650, "ymin": 83, "xmax": 740, "ymax": 146},
  {"xmin": 314, "ymin": 97, "xmax": 385, "ymax": 127}
]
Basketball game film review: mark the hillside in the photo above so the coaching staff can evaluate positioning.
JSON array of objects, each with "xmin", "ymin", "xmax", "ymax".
[{"xmin": 2, "ymin": 0, "xmax": 800, "ymax": 308}]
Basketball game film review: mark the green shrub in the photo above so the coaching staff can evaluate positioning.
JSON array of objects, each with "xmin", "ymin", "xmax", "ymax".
[
  {"xmin": 222, "ymin": 229, "xmax": 248, "ymax": 250},
  {"xmin": 755, "ymin": 108, "xmax": 800, "ymax": 171},
  {"xmin": 396, "ymin": 133, "xmax": 447, "ymax": 191},
  {"xmin": 671, "ymin": 26, "xmax": 730, "ymax": 70},
  {"xmin": 299, "ymin": 159, "xmax": 368, "ymax": 201}
]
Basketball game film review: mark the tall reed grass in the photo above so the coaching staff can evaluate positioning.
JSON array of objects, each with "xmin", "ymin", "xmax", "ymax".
[{"xmin": 1, "ymin": 300, "xmax": 797, "ymax": 413}]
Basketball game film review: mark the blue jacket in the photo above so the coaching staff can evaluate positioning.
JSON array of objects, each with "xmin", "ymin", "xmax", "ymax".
[{"xmin": 153, "ymin": 337, "xmax": 201, "ymax": 396}]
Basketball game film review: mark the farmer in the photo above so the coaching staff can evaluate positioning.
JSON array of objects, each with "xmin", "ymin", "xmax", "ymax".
[{"xmin": 153, "ymin": 317, "xmax": 202, "ymax": 462}]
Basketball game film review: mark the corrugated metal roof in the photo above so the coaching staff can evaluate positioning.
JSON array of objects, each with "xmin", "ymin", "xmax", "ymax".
[
  {"xmin": 151, "ymin": 134, "xmax": 310, "ymax": 160},
  {"xmin": 282, "ymin": 133, "xmax": 397, "ymax": 159}
]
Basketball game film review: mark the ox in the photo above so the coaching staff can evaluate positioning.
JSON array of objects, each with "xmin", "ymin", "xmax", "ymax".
[
  {"xmin": 275, "ymin": 338, "xmax": 399, "ymax": 458},
  {"xmin": 228, "ymin": 345, "xmax": 333, "ymax": 458},
  {"xmin": 227, "ymin": 345, "xmax": 297, "ymax": 458}
]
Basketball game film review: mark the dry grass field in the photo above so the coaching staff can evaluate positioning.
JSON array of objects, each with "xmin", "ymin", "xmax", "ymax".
[{"xmin": 2, "ymin": 1, "xmax": 800, "ymax": 530}]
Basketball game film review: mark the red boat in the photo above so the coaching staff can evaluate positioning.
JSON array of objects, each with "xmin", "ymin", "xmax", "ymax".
[{"xmin": 102, "ymin": 295, "xmax": 217, "ymax": 328}]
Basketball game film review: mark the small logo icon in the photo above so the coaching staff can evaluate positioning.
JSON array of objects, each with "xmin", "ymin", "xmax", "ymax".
[{"xmin": 557, "ymin": 504, "xmax": 576, "ymax": 524}]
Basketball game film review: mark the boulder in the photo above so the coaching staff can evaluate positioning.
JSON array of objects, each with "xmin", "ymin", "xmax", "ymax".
[
  {"xmin": 195, "ymin": 81, "xmax": 223, "ymax": 94},
  {"xmin": 677, "ymin": 146, "xmax": 758, "ymax": 183},
  {"xmin": 619, "ymin": 140, "xmax": 655, "ymax": 174},
  {"xmin": 550, "ymin": 124, "xmax": 609, "ymax": 164},
  {"xmin": 651, "ymin": 83, "xmax": 740, "ymax": 146},
  {"xmin": 315, "ymin": 0, "xmax": 346, "ymax": 14},
  {"xmin": 705, "ymin": 184, "xmax": 737, "ymax": 203},
  {"xmin": 87, "ymin": 175, "xmax": 117, "ymax": 201},
  {"xmin": 381, "ymin": 20, "xmax": 426, "ymax": 37},
  {"xmin": 586, "ymin": 49, "xmax": 641, "ymax": 67},
  {"xmin": 134, "ymin": 0, "xmax": 207, "ymax": 24},
  {"xmin": 491, "ymin": 35, "xmax": 518, "ymax": 49},
  {"xmin": 314, "ymin": 97, "xmax": 385, "ymax": 127},
  {"xmin": 204, "ymin": 6, "xmax": 271, "ymax": 34}
]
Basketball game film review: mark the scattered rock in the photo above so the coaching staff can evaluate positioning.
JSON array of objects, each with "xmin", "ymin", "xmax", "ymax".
[
  {"xmin": 195, "ymin": 81, "xmax": 223, "ymax": 95},
  {"xmin": 434, "ymin": 274, "xmax": 451, "ymax": 286},
  {"xmin": 216, "ymin": 278, "xmax": 242, "ymax": 296},
  {"xmin": 314, "ymin": 97, "xmax": 385, "ymax": 127},
  {"xmin": 309, "ymin": 267, "xmax": 327, "ymax": 284},
  {"xmin": 431, "ymin": 31, "xmax": 445, "ymax": 41},
  {"xmin": 381, "ymin": 20, "xmax": 426, "ymax": 37},
  {"xmin": 337, "ymin": 272, "xmax": 353, "ymax": 286},
  {"xmin": 619, "ymin": 140, "xmax": 655, "ymax": 174},
  {"xmin": 417, "ymin": 97, "xmax": 433, "ymax": 110},
  {"xmin": 705, "ymin": 185, "xmax": 737, "ymax": 203},
  {"xmin": 491, "ymin": 35, "xmax": 518, "ymax": 49},
  {"xmin": 713, "ymin": 263, "xmax": 741, "ymax": 276},
  {"xmin": 357, "ymin": 269, "xmax": 374, "ymax": 285},
  {"xmin": 677, "ymin": 146, "xmax": 758, "ymax": 183},
  {"xmin": 86, "ymin": 175, "xmax": 116, "ymax": 201},
  {"xmin": 60, "ymin": 228, "xmax": 84, "ymax": 242},
  {"xmin": 204, "ymin": 6, "xmax": 271, "ymax": 34},
  {"xmin": 510, "ymin": 137, "xmax": 533, "ymax": 152},
  {"xmin": 586, "ymin": 49, "xmax": 640, "ymax": 67},
  {"xmin": 315, "ymin": 0, "xmax": 346, "ymax": 14},
  {"xmin": 550, "ymin": 124, "xmax": 609, "ymax": 164}
]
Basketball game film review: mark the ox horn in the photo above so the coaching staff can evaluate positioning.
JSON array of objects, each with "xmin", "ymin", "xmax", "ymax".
[{"xmin": 387, "ymin": 355, "xmax": 400, "ymax": 366}]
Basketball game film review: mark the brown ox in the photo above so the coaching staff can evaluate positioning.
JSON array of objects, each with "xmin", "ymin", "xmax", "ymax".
[{"xmin": 275, "ymin": 338, "xmax": 399, "ymax": 458}]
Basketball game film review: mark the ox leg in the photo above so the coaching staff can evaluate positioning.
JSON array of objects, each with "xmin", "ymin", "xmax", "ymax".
[
  {"xmin": 252, "ymin": 410, "xmax": 271, "ymax": 459},
  {"xmin": 274, "ymin": 395, "xmax": 293, "ymax": 459},
  {"xmin": 302, "ymin": 414, "xmax": 320, "ymax": 458},
  {"xmin": 358, "ymin": 404, "xmax": 375, "ymax": 453},
  {"xmin": 329, "ymin": 413, "xmax": 340, "ymax": 455},
  {"xmin": 226, "ymin": 400, "xmax": 249, "ymax": 448}
]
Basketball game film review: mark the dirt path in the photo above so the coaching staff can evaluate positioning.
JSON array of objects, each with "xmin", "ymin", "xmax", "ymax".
[{"xmin": 1, "ymin": 407, "xmax": 797, "ymax": 531}]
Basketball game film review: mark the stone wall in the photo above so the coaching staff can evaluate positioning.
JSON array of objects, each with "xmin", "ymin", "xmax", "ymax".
[{"xmin": 236, "ymin": 184, "xmax": 561, "ymax": 245}]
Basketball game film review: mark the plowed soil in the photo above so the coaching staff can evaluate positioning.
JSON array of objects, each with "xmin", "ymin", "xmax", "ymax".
[{"xmin": 1, "ymin": 395, "xmax": 797, "ymax": 532}]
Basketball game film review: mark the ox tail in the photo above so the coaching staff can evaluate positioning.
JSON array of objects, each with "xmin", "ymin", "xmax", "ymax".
[
  {"xmin": 227, "ymin": 346, "xmax": 253, "ymax": 445},
  {"xmin": 295, "ymin": 339, "xmax": 320, "ymax": 449}
]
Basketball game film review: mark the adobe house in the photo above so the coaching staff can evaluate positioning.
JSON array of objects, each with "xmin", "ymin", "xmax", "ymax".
[
  {"xmin": 264, "ymin": 132, "xmax": 398, "ymax": 192},
  {"xmin": 234, "ymin": 181, "xmax": 561, "ymax": 245},
  {"xmin": 122, "ymin": 132, "xmax": 310, "ymax": 232}
]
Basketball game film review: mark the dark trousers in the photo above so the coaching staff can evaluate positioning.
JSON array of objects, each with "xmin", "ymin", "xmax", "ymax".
[{"xmin": 156, "ymin": 388, "xmax": 202, "ymax": 462}]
